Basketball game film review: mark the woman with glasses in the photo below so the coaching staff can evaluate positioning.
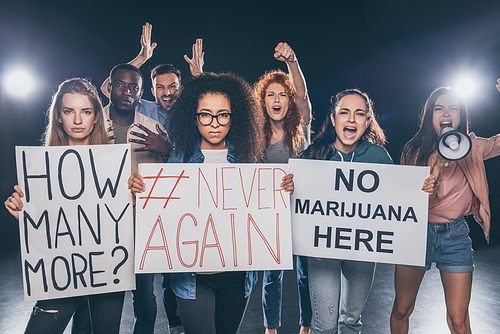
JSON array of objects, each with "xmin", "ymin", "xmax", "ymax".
[{"xmin": 129, "ymin": 72, "xmax": 294, "ymax": 334}]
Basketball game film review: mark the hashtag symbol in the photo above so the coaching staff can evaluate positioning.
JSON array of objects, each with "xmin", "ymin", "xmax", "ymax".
[{"xmin": 140, "ymin": 168, "xmax": 189, "ymax": 209}]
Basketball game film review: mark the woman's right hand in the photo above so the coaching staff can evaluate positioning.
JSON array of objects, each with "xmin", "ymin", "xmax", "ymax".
[
  {"xmin": 422, "ymin": 175, "xmax": 438, "ymax": 198},
  {"xmin": 128, "ymin": 173, "xmax": 146, "ymax": 195},
  {"xmin": 4, "ymin": 185, "xmax": 24, "ymax": 219}
]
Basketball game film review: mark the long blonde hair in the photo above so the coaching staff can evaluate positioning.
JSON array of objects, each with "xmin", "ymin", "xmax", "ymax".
[{"xmin": 43, "ymin": 78, "xmax": 109, "ymax": 146}]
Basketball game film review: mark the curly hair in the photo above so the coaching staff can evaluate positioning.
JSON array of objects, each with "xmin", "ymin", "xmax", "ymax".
[
  {"xmin": 43, "ymin": 78, "xmax": 109, "ymax": 146},
  {"xmin": 400, "ymin": 87, "xmax": 469, "ymax": 166},
  {"xmin": 168, "ymin": 72, "xmax": 265, "ymax": 162},
  {"xmin": 303, "ymin": 88, "xmax": 386, "ymax": 160},
  {"xmin": 254, "ymin": 69, "xmax": 305, "ymax": 152}
]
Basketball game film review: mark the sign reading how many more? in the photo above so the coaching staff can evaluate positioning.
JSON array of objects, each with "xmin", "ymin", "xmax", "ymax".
[{"xmin": 16, "ymin": 144, "xmax": 135, "ymax": 301}]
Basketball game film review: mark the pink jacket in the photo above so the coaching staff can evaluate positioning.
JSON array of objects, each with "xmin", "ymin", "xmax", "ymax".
[{"xmin": 457, "ymin": 133, "xmax": 500, "ymax": 242}]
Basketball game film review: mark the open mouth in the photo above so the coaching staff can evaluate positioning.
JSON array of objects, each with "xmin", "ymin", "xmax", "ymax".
[
  {"xmin": 440, "ymin": 121, "xmax": 452, "ymax": 131},
  {"xmin": 343, "ymin": 126, "xmax": 357, "ymax": 139},
  {"xmin": 272, "ymin": 106, "xmax": 281, "ymax": 114}
]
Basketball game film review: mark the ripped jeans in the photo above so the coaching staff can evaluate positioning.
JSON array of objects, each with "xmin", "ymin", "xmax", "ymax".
[
  {"xmin": 23, "ymin": 291, "xmax": 124, "ymax": 334},
  {"xmin": 308, "ymin": 258, "xmax": 375, "ymax": 334}
]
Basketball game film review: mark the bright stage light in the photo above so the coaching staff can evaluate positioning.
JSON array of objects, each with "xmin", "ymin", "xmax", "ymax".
[
  {"xmin": 3, "ymin": 67, "xmax": 36, "ymax": 99},
  {"xmin": 455, "ymin": 78, "xmax": 475, "ymax": 97}
]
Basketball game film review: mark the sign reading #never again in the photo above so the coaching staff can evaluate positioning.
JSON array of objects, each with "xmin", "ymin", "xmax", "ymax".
[
  {"xmin": 289, "ymin": 159, "xmax": 430, "ymax": 266},
  {"xmin": 136, "ymin": 163, "xmax": 293, "ymax": 273},
  {"xmin": 16, "ymin": 144, "xmax": 135, "ymax": 301}
]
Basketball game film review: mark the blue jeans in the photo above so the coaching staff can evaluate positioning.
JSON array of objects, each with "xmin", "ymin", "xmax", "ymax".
[
  {"xmin": 297, "ymin": 255, "xmax": 312, "ymax": 327},
  {"xmin": 24, "ymin": 292, "xmax": 124, "ymax": 334},
  {"xmin": 308, "ymin": 258, "xmax": 375, "ymax": 334},
  {"xmin": 262, "ymin": 256, "xmax": 312, "ymax": 329},
  {"xmin": 262, "ymin": 270, "xmax": 284, "ymax": 329},
  {"xmin": 132, "ymin": 273, "xmax": 157, "ymax": 334},
  {"xmin": 404, "ymin": 217, "xmax": 474, "ymax": 273},
  {"xmin": 162, "ymin": 273, "xmax": 182, "ymax": 328}
]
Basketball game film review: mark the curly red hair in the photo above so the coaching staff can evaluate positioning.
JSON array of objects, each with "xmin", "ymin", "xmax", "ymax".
[{"xmin": 254, "ymin": 70, "xmax": 305, "ymax": 152}]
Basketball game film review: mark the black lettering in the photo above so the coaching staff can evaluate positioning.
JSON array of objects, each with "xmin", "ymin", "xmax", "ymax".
[
  {"xmin": 23, "ymin": 210, "xmax": 51, "ymax": 253},
  {"xmin": 89, "ymin": 251, "xmax": 106, "ymax": 288},
  {"xmin": 345, "ymin": 202, "xmax": 356, "ymax": 218},
  {"xmin": 295, "ymin": 199, "xmax": 310, "ymax": 214},
  {"xmin": 372, "ymin": 204, "xmax": 387, "ymax": 220},
  {"xmin": 335, "ymin": 168, "xmax": 354, "ymax": 191},
  {"xmin": 22, "ymin": 150, "xmax": 52, "ymax": 202},
  {"xmin": 355, "ymin": 229, "xmax": 374, "ymax": 251},
  {"xmin": 357, "ymin": 170, "xmax": 379, "ymax": 193},
  {"xmin": 24, "ymin": 258, "xmax": 48, "ymax": 296},
  {"xmin": 58, "ymin": 149, "xmax": 85, "ymax": 200},
  {"xmin": 89, "ymin": 148, "xmax": 128, "ymax": 198},
  {"xmin": 389, "ymin": 206, "xmax": 401, "ymax": 221},
  {"xmin": 71, "ymin": 253, "xmax": 88, "ymax": 289},
  {"xmin": 311, "ymin": 200, "xmax": 325, "ymax": 215},
  {"xmin": 377, "ymin": 231, "xmax": 394, "ymax": 253},
  {"xmin": 55, "ymin": 207, "xmax": 76, "ymax": 248},
  {"xmin": 105, "ymin": 203, "xmax": 130, "ymax": 244},
  {"xmin": 51, "ymin": 256, "xmax": 71, "ymax": 291},
  {"xmin": 78, "ymin": 204, "xmax": 101, "ymax": 246},
  {"xmin": 335, "ymin": 227, "xmax": 352, "ymax": 250},
  {"xmin": 358, "ymin": 203, "xmax": 371, "ymax": 219},
  {"xmin": 326, "ymin": 201, "xmax": 339, "ymax": 216},
  {"xmin": 314, "ymin": 226, "xmax": 332, "ymax": 248},
  {"xmin": 403, "ymin": 207, "xmax": 418, "ymax": 222}
]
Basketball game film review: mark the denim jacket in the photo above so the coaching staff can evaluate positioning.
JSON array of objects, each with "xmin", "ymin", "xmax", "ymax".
[{"xmin": 168, "ymin": 142, "xmax": 258, "ymax": 299}]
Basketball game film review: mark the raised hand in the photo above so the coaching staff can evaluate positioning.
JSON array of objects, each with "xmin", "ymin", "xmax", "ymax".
[
  {"xmin": 137, "ymin": 22, "xmax": 157, "ymax": 64},
  {"xmin": 274, "ymin": 42, "xmax": 296, "ymax": 63},
  {"xmin": 129, "ymin": 123, "xmax": 173, "ymax": 155},
  {"xmin": 4, "ymin": 185, "xmax": 24, "ymax": 219},
  {"xmin": 184, "ymin": 38, "xmax": 204, "ymax": 76}
]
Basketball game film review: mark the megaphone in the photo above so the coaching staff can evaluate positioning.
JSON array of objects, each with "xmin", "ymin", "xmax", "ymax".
[{"xmin": 437, "ymin": 126, "xmax": 471, "ymax": 161}]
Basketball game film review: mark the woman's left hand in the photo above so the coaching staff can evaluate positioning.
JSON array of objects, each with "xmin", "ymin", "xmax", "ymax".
[
  {"xmin": 128, "ymin": 173, "xmax": 146, "ymax": 195},
  {"xmin": 281, "ymin": 173, "xmax": 295, "ymax": 193},
  {"xmin": 274, "ymin": 42, "xmax": 296, "ymax": 63},
  {"xmin": 422, "ymin": 175, "xmax": 438, "ymax": 198}
]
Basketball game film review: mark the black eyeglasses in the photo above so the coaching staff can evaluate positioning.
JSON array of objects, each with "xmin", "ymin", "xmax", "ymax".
[{"xmin": 196, "ymin": 112, "xmax": 231, "ymax": 126}]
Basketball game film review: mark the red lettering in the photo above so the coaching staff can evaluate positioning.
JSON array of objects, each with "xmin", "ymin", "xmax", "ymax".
[
  {"xmin": 139, "ymin": 215, "xmax": 172, "ymax": 270},
  {"xmin": 198, "ymin": 168, "xmax": 218, "ymax": 208},
  {"xmin": 230, "ymin": 214, "xmax": 237, "ymax": 267},
  {"xmin": 200, "ymin": 214, "xmax": 225, "ymax": 267},
  {"xmin": 176, "ymin": 213, "xmax": 199, "ymax": 268},
  {"xmin": 247, "ymin": 213, "xmax": 281, "ymax": 265},
  {"xmin": 273, "ymin": 168, "xmax": 288, "ymax": 209},
  {"xmin": 140, "ymin": 168, "xmax": 188, "ymax": 209},
  {"xmin": 222, "ymin": 167, "xmax": 236, "ymax": 210},
  {"xmin": 239, "ymin": 167, "xmax": 257, "ymax": 208},
  {"xmin": 258, "ymin": 168, "xmax": 272, "ymax": 210}
]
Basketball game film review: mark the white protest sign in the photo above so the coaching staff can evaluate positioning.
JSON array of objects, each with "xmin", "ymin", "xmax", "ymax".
[
  {"xmin": 289, "ymin": 158, "xmax": 429, "ymax": 266},
  {"xmin": 135, "ymin": 163, "xmax": 293, "ymax": 273},
  {"xmin": 16, "ymin": 144, "xmax": 135, "ymax": 301}
]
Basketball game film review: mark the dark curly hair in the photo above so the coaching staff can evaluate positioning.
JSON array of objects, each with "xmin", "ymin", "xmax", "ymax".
[
  {"xmin": 168, "ymin": 72, "xmax": 265, "ymax": 162},
  {"xmin": 303, "ymin": 88, "xmax": 386, "ymax": 160},
  {"xmin": 400, "ymin": 87, "xmax": 469, "ymax": 166},
  {"xmin": 254, "ymin": 69, "xmax": 305, "ymax": 152}
]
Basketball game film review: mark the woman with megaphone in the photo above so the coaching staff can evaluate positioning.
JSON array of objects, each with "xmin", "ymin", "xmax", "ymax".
[{"xmin": 390, "ymin": 84, "xmax": 500, "ymax": 334}]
